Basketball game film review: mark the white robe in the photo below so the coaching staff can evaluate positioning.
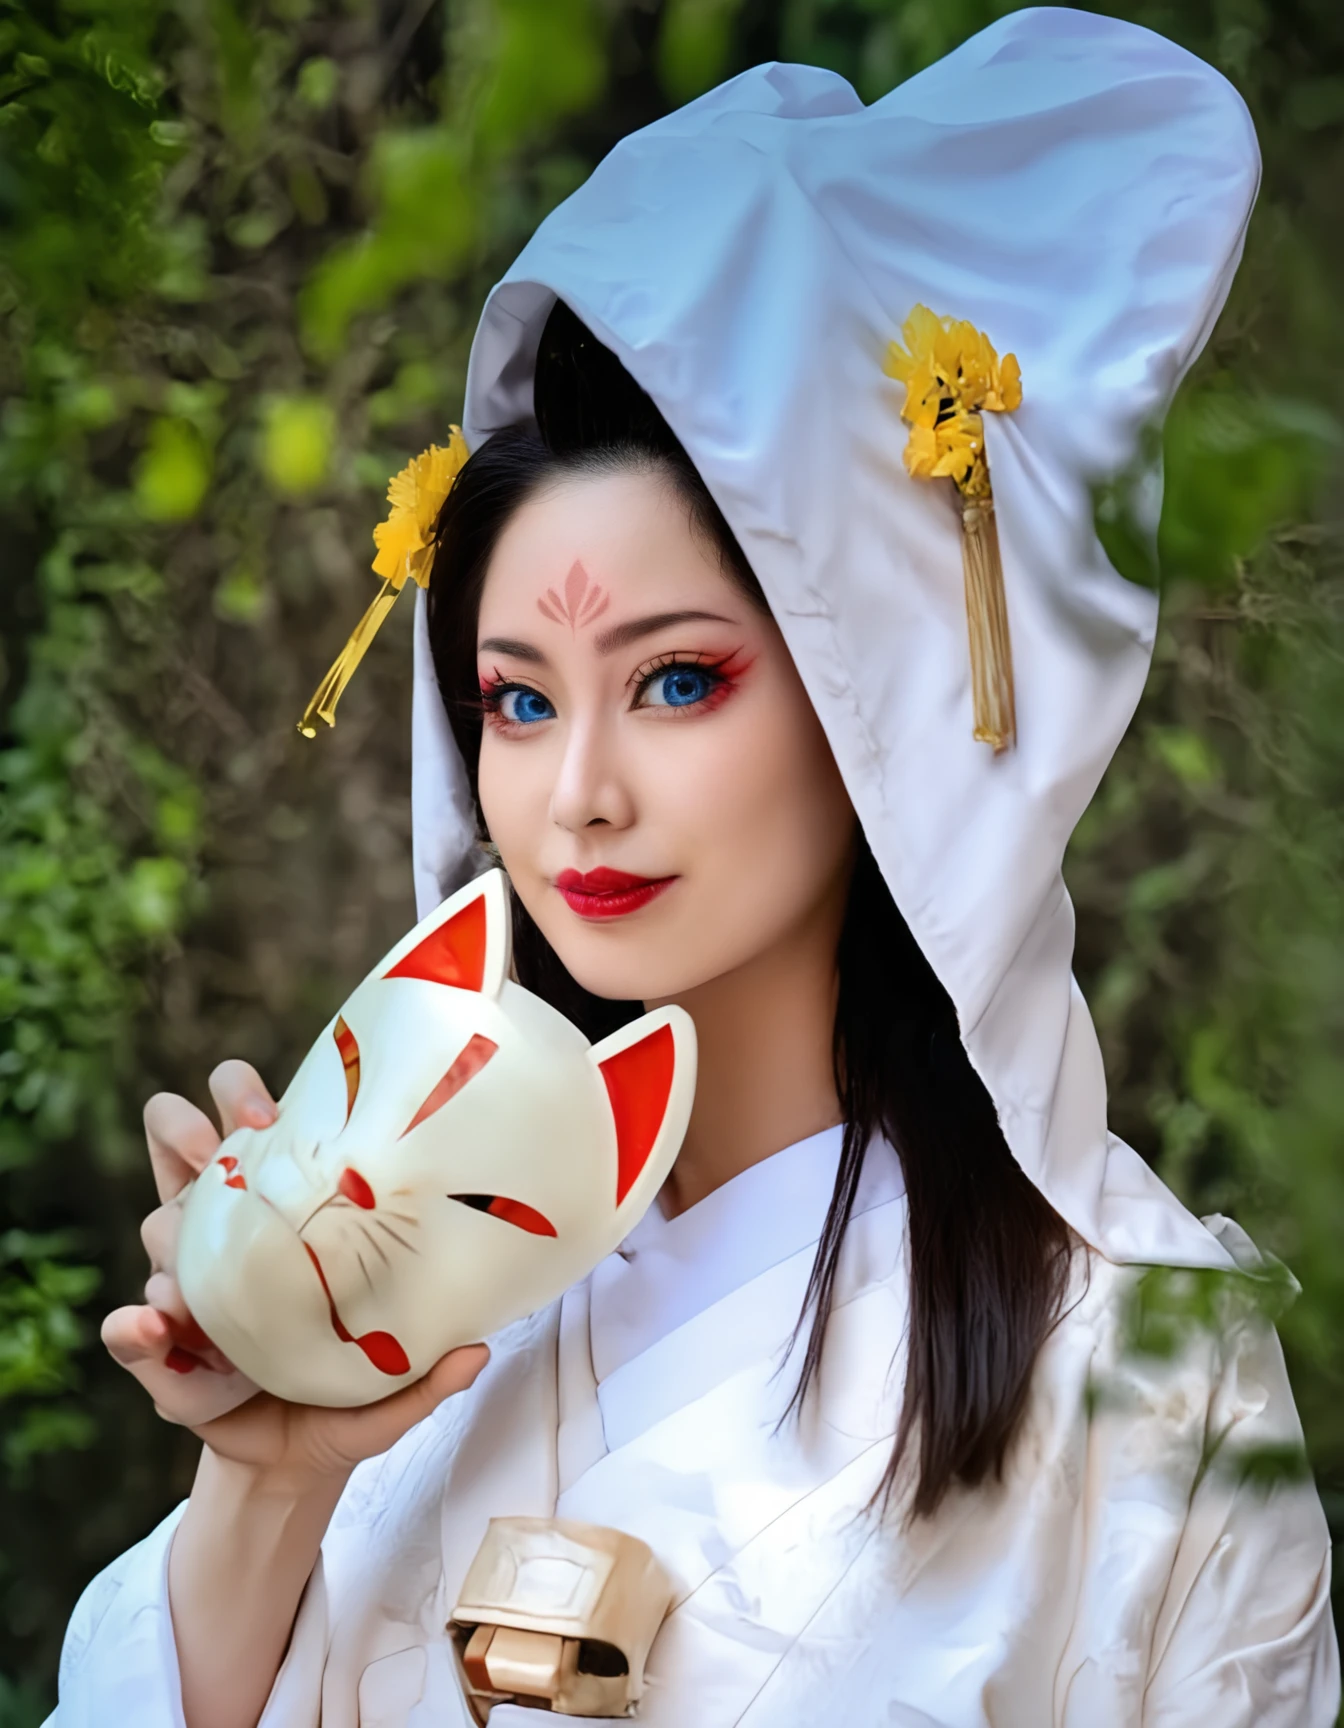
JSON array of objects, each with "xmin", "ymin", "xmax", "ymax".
[{"xmin": 51, "ymin": 1128, "xmax": 1338, "ymax": 1727}]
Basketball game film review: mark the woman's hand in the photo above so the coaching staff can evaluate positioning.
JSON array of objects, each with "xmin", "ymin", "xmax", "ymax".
[
  {"xmin": 102, "ymin": 1059, "xmax": 489, "ymax": 1488},
  {"xmin": 101, "ymin": 1060, "xmax": 488, "ymax": 1728}
]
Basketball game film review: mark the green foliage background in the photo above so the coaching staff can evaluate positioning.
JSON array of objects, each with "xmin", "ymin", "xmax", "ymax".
[{"xmin": 0, "ymin": 0, "xmax": 1340, "ymax": 1716}]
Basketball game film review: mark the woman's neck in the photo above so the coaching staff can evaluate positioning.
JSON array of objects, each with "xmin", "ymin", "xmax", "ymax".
[{"xmin": 648, "ymin": 877, "xmax": 847, "ymax": 1219}]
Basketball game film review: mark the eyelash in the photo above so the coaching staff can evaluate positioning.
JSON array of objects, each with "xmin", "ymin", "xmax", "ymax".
[{"xmin": 479, "ymin": 650, "xmax": 745, "ymax": 734}]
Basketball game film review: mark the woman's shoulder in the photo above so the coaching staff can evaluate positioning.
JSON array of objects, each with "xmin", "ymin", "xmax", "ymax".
[{"xmin": 1045, "ymin": 1213, "xmax": 1309, "ymax": 1475}]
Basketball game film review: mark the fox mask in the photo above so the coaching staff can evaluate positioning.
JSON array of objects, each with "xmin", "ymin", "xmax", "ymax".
[{"xmin": 176, "ymin": 869, "xmax": 696, "ymax": 1406}]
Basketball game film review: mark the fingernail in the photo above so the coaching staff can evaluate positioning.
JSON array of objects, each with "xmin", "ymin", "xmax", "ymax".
[{"xmin": 165, "ymin": 1347, "xmax": 200, "ymax": 1374}]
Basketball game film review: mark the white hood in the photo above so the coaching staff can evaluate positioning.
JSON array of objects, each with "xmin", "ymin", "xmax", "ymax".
[{"xmin": 410, "ymin": 7, "xmax": 1260, "ymax": 1269}]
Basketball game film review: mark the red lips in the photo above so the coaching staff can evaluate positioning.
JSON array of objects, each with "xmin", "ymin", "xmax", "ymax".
[{"xmin": 554, "ymin": 867, "xmax": 676, "ymax": 919}]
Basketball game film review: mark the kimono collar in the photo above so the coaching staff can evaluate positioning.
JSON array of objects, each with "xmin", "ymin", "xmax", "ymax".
[{"xmin": 590, "ymin": 1126, "xmax": 904, "ymax": 1383}]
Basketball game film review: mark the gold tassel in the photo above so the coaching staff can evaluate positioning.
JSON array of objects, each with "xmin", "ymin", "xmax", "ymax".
[
  {"xmin": 884, "ymin": 306, "xmax": 1022, "ymax": 752},
  {"xmin": 960, "ymin": 497, "xmax": 1015, "ymax": 752},
  {"xmin": 297, "ymin": 578, "xmax": 400, "ymax": 738},
  {"xmin": 298, "ymin": 432, "xmax": 470, "ymax": 739}
]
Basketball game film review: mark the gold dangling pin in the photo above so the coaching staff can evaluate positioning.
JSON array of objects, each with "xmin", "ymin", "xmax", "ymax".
[
  {"xmin": 884, "ymin": 307, "xmax": 1022, "ymax": 753},
  {"xmin": 298, "ymin": 429, "xmax": 471, "ymax": 737}
]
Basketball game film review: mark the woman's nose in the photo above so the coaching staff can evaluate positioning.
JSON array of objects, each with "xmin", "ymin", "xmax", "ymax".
[{"xmin": 549, "ymin": 716, "xmax": 635, "ymax": 833}]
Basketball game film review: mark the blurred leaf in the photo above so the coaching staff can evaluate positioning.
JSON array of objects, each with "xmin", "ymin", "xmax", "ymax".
[
  {"xmin": 1223, "ymin": 1441, "xmax": 1314, "ymax": 1492},
  {"xmin": 301, "ymin": 127, "xmax": 475, "ymax": 358},
  {"xmin": 261, "ymin": 395, "xmax": 335, "ymax": 496},
  {"xmin": 658, "ymin": 0, "xmax": 741, "ymax": 100},
  {"xmin": 147, "ymin": 118, "xmax": 190, "ymax": 149},
  {"xmin": 204, "ymin": 0, "xmax": 265, "ymax": 141},
  {"xmin": 1150, "ymin": 726, "xmax": 1220, "ymax": 788},
  {"xmin": 2, "ymin": 1404, "xmax": 97, "ymax": 1479},
  {"xmin": 124, "ymin": 856, "xmax": 189, "ymax": 936},
  {"xmin": 226, "ymin": 206, "xmax": 289, "ymax": 250},
  {"xmin": 287, "ymin": 160, "xmax": 328, "ymax": 226},
  {"xmin": 295, "ymin": 54, "xmax": 338, "ymax": 111},
  {"xmin": 132, "ymin": 418, "xmax": 211, "ymax": 521},
  {"xmin": 1121, "ymin": 1259, "xmax": 1298, "ymax": 1364},
  {"xmin": 0, "ymin": 1258, "xmax": 101, "ymax": 1403},
  {"xmin": 1092, "ymin": 420, "xmax": 1162, "ymax": 591},
  {"xmin": 154, "ymin": 217, "xmax": 210, "ymax": 302},
  {"xmin": 155, "ymin": 789, "xmax": 201, "ymax": 848},
  {"xmin": 213, "ymin": 566, "xmax": 269, "ymax": 625},
  {"xmin": 0, "ymin": 1669, "xmax": 50, "ymax": 1728},
  {"xmin": 1094, "ymin": 384, "xmax": 1341, "ymax": 596},
  {"xmin": 1158, "ymin": 388, "xmax": 1340, "ymax": 589},
  {"xmin": 475, "ymin": 0, "xmax": 607, "ymax": 151}
]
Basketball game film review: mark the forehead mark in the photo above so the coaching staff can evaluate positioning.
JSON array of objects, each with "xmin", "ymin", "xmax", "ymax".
[{"xmin": 536, "ymin": 560, "xmax": 610, "ymax": 631}]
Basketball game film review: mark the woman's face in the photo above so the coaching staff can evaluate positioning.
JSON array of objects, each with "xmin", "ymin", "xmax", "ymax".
[{"xmin": 475, "ymin": 466, "xmax": 856, "ymax": 1004}]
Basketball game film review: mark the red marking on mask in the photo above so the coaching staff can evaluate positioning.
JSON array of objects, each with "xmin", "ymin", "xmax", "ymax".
[
  {"xmin": 303, "ymin": 1242, "xmax": 410, "ymax": 1377},
  {"xmin": 536, "ymin": 560, "xmax": 610, "ymax": 631},
  {"xmin": 334, "ymin": 1015, "xmax": 361, "ymax": 1121},
  {"xmin": 487, "ymin": 1195, "xmax": 556, "ymax": 1236},
  {"xmin": 168, "ymin": 1315, "xmax": 217, "ymax": 1356},
  {"xmin": 356, "ymin": 1331, "xmax": 411, "ymax": 1375},
  {"xmin": 599, "ymin": 1022, "xmax": 675, "ymax": 1205},
  {"xmin": 384, "ymin": 892, "xmax": 488, "ymax": 992},
  {"xmin": 305, "ymin": 1243, "xmax": 354, "ymax": 1343},
  {"xmin": 338, "ymin": 1166, "xmax": 376, "ymax": 1210},
  {"xmin": 451, "ymin": 1193, "xmax": 557, "ymax": 1236},
  {"xmin": 401, "ymin": 1034, "xmax": 499, "ymax": 1138},
  {"xmin": 163, "ymin": 1317, "xmax": 226, "ymax": 1374}
]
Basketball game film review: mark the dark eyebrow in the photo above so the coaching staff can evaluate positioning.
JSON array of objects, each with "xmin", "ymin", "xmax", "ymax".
[
  {"xmin": 593, "ymin": 610, "xmax": 736, "ymax": 654},
  {"xmin": 478, "ymin": 609, "xmax": 737, "ymax": 665},
  {"xmin": 477, "ymin": 636, "xmax": 546, "ymax": 663}
]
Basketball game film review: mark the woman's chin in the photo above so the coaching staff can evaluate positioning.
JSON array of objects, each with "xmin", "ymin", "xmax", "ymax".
[
  {"xmin": 558, "ymin": 951, "xmax": 706, "ymax": 1007},
  {"xmin": 545, "ymin": 922, "xmax": 719, "ymax": 1008}
]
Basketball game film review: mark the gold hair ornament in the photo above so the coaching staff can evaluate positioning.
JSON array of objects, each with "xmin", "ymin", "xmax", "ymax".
[
  {"xmin": 298, "ymin": 429, "xmax": 470, "ymax": 737},
  {"xmin": 884, "ymin": 307, "xmax": 1022, "ymax": 753}
]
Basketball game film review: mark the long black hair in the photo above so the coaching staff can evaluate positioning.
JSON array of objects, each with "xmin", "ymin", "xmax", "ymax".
[{"xmin": 427, "ymin": 301, "xmax": 1075, "ymax": 1517}]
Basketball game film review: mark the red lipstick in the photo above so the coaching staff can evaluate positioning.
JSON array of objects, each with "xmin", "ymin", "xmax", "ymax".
[{"xmin": 555, "ymin": 867, "xmax": 676, "ymax": 919}]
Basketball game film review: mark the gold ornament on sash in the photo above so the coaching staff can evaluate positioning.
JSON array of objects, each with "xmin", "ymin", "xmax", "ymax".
[
  {"xmin": 298, "ymin": 429, "xmax": 470, "ymax": 737},
  {"xmin": 450, "ymin": 1517, "xmax": 673, "ymax": 1720},
  {"xmin": 884, "ymin": 307, "xmax": 1022, "ymax": 753}
]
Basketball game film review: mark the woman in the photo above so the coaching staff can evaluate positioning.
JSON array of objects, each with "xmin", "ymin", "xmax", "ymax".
[{"xmin": 53, "ymin": 11, "xmax": 1338, "ymax": 1728}]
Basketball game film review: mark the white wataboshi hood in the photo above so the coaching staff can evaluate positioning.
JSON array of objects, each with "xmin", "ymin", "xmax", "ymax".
[{"xmin": 410, "ymin": 7, "xmax": 1260, "ymax": 1269}]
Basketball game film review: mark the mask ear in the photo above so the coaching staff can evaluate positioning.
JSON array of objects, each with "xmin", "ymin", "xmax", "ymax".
[
  {"xmin": 588, "ymin": 1006, "xmax": 697, "ymax": 1216},
  {"xmin": 382, "ymin": 868, "xmax": 511, "ymax": 998}
]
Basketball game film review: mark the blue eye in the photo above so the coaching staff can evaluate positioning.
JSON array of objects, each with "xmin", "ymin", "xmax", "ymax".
[
  {"xmin": 498, "ymin": 688, "xmax": 555, "ymax": 725},
  {"xmin": 643, "ymin": 667, "xmax": 716, "ymax": 709}
]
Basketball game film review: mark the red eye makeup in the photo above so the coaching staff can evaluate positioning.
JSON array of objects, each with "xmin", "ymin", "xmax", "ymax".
[
  {"xmin": 478, "ymin": 645, "xmax": 754, "ymax": 735},
  {"xmin": 627, "ymin": 647, "xmax": 754, "ymax": 716}
]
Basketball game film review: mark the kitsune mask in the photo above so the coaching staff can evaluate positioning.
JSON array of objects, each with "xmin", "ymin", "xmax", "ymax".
[{"xmin": 176, "ymin": 870, "xmax": 696, "ymax": 1407}]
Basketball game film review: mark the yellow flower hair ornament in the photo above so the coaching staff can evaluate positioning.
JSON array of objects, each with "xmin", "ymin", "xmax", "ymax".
[
  {"xmin": 885, "ymin": 307, "xmax": 1022, "ymax": 752},
  {"xmin": 298, "ymin": 429, "xmax": 470, "ymax": 738}
]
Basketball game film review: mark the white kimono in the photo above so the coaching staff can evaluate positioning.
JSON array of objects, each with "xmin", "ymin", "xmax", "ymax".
[{"xmin": 52, "ymin": 1128, "xmax": 1338, "ymax": 1727}]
